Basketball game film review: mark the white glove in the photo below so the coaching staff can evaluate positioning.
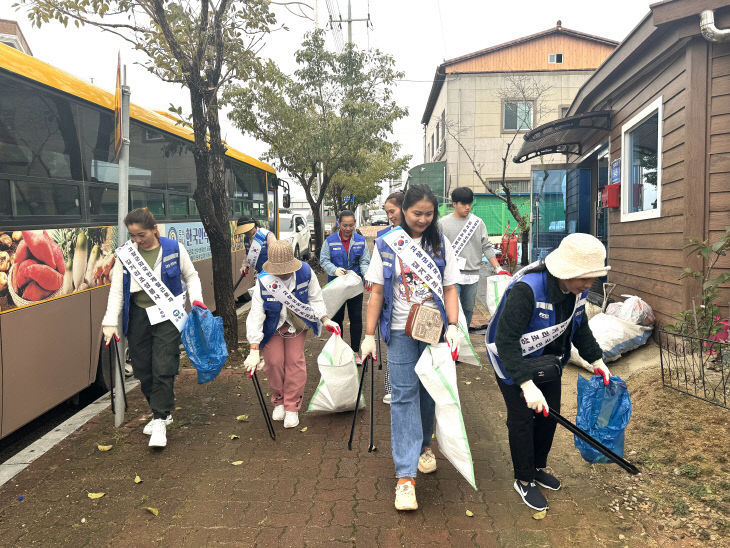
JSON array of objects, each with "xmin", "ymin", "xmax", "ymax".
[
  {"xmin": 244, "ymin": 349, "xmax": 262, "ymax": 374},
  {"xmin": 334, "ymin": 267, "xmax": 347, "ymax": 277},
  {"xmin": 444, "ymin": 324, "xmax": 460, "ymax": 361},
  {"xmin": 520, "ymin": 380, "xmax": 549, "ymax": 416},
  {"xmin": 323, "ymin": 319, "xmax": 341, "ymax": 335},
  {"xmin": 102, "ymin": 325, "xmax": 119, "ymax": 346},
  {"xmin": 360, "ymin": 334, "xmax": 377, "ymax": 361},
  {"xmin": 590, "ymin": 358, "xmax": 611, "ymax": 386},
  {"xmin": 240, "ymin": 265, "xmax": 249, "ymax": 276}
]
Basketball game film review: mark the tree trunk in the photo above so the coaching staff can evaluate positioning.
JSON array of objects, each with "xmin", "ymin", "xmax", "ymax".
[
  {"xmin": 304, "ymin": 187, "xmax": 325, "ymax": 259},
  {"xmin": 189, "ymin": 87, "xmax": 238, "ymax": 350}
]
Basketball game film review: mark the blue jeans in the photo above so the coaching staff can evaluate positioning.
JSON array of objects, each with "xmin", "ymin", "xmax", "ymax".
[
  {"xmin": 456, "ymin": 281, "xmax": 479, "ymax": 328},
  {"xmin": 387, "ymin": 330, "xmax": 435, "ymax": 478}
]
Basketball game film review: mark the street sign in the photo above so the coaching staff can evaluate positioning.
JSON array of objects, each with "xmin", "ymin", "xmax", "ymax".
[{"xmin": 610, "ymin": 158, "xmax": 621, "ymax": 184}]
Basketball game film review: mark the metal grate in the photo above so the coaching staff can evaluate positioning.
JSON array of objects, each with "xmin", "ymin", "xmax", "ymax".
[{"xmin": 658, "ymin": 330, "xmax": 729, "ymax": 410}]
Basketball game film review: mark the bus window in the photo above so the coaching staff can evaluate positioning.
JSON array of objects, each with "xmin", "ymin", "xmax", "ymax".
[
  {"xmin": 168, "ymin": 193, "xmax": 188, "ymax": 218},
  {"xmin": 0, "ymin": 179, "xmax": 10, "ymax": 216},
  {"xmin": 9, "ymin": 179, "xmax": 81, "ymax": 217},
  {"xmin": 88, "ymin": 183, "xmax": 118, "ymax": 218},
  {"xmin": 130, "ymin": 188, "xmax": 164, "ymax": 217},
  {"xmin": 0, "ymin": 75, "xmax": 83, "ymax": 181},
  {"xmin": 77, "ymin": 102, "xmax": 116, "ymax": 183}
]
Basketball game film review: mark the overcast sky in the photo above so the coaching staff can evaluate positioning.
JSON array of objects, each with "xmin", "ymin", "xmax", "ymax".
[{"xmin": 4, "ymin": 1, "xmax": 655, "ymax": 199}]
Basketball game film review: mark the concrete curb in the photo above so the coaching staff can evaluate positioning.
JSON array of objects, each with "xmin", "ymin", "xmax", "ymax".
[{"xmin": 0, "ymin": 379, "xmax": 139, "ymax": 488}]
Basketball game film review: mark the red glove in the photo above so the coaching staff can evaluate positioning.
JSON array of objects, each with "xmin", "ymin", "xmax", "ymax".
[
  {"xmin": 193, "ymin": 300, "xmax": 207, "ymax": 310},
  {"xmin": 497, "ymin": 270, "xmax": 511, "ymax": 276},
  {"xmin": 323, "ymin": 319, "xmax": 341, "ymax": 335},
  {"xmin": 365, "ymin": 281, "xmax": 373, "ymax": 291},
  {"xmin": 240, "ymin": 266, "xmax": 249, "ymax": 277}
]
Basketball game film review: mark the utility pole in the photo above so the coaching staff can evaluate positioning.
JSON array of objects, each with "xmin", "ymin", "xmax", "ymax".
[{"xmin": 329, "ymin": 0, "xmax": 371, "ymax": 44}]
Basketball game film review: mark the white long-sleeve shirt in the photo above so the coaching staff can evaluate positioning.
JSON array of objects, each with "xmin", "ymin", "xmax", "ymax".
[
  {"xmin": 102, "ymin": 241, "xmax": 204, "ymax": 327},
  {"xmin": 246, "ymin": 272, "xmax": 327, "ymax": 345}
]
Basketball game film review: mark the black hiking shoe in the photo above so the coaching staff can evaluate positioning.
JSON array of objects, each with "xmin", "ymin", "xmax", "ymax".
[
  {"xmin": 513, "ymin": 480, "xmax": 548, "ymax": 511},
  {"xmin": 535, "ymin": 469, "xmax": 561, "ymax": 490}
]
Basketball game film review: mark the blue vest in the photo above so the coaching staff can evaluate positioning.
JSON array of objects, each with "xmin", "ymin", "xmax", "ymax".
[
  {"xmin": 122, "ymin": 237, "xmax": 184, "ymax": 335},
  {"xmin": 486, "ymin": 270, "xmax": 587, "ymax": 385},
  {"xmin": 259, "ymin": 263, "xmax": 321, "ymax": 349},
  {"xmin": 376, "ymin": 232, "xmax": 448, "ymax": 344},
  {"xmin": 376, "ymin": 226, "xmax": 395, "ymax": 238},
  {"xmin": 244, "ymin": 228, "xmax": 271, "ymax": 273},
  {"xmin": 325, "ymin": 232, "xmax": 367, "ymax": 282}
]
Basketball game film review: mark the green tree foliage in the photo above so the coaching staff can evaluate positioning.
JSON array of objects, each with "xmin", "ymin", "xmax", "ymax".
[
  {"xmin": 226, "ymin": 30, "xmax": 408, "ymax": 256},
  {"xmin": 16, "ymin": 0, "xmax": 277, "ymax": 349},
  {"xmin": 327, "ymin": 142, "xmax": 410, "ymax": 216}
]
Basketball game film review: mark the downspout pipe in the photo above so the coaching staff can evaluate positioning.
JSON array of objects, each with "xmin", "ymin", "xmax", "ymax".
[{"xmin": 700, "ymin": 9, "xmax": 730, "ymax": 42}]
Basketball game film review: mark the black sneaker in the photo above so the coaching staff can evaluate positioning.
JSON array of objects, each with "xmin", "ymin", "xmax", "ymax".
[
  {"xmin": 513, "ymin": 480, "xmax": 548, "ymax": 511},
  {"xmin": 535, "ymin": 469, "xmax": 561, "ymax": 491}
]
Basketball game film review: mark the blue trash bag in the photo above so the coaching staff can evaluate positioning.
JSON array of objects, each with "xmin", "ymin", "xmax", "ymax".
[
  {"xmin": 575, "ymin": 375, "xmax": 632, "ymax": 464},
  {"xmin": 181, "ymin": 306, "xmax": 228, "ymax": 384}
]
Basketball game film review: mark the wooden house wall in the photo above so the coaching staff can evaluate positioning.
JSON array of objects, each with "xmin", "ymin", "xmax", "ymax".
[
  {"xmin": 709, "ymin": 41, "xmax": 730, "ymax": 318},
  {"xmin": 445, "ymin": 35, "xmax": 615, "ymax": 74},
  {"xmin": 605, "ymin": 51, "xmax": 689, "ymax": 326}
]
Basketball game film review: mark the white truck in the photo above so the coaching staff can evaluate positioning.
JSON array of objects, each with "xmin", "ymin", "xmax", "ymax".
[{"xmin": 279, "ymin": 212, "xmax": 312, "ymax": 260}]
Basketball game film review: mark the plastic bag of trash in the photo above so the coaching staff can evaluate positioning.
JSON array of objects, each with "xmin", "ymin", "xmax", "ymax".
[
  {"xmin": 456, "ymin": 301, "xmax": 481, "ymax": 367},
  {"xmin": 308, "ymin": 334, "xmax": 365, "ymax": 413},
  {"xmin": 485, "ymin": 274, "xmax": 511, "ymax": 316},
  {"xmin": 606, "ymin": 295, "xmax": 655, "ymax": 326},
  {"xmin": 569, "ymin": 313, "xmax": 652, "ymax": 368},
  {"xmin": 415, "ymin": 343, "xmax": 477, "ymax": 490},
  {"xmin": 181, "ymin": 306, "xmax": 228, "ymax": 384},
  {"xmin": 575, "ymin": 375, "xmax": 632, "ymax": 464},
  {"xmin": 322, "ymin": 271, "xmax": 364, "ymax": 317}
]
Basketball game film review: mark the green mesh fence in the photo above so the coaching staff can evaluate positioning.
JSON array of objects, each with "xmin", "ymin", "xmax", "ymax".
[{"xmin": 439, "ymin": 195, "xmax": 530, "ymax": 237}]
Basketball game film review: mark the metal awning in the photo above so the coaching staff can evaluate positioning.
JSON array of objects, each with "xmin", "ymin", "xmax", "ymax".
[{"xmin": 513, "ymin": 110, "xmax": 613, "ymax": 163}]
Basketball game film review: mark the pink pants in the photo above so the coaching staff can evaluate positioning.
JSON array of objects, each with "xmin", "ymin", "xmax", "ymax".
[{"xmin": 262, "ymin": 330, "xmax": 308, "ymax": 411}]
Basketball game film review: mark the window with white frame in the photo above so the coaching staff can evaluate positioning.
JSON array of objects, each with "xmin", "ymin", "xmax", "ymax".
[
  {"xmin": 548, "ymin": 53, "xmax": 563, "ymax": 64},
  {"xmin": 621, "ymin": 96, "xmax": 662, "ymax": 221},
  {"xmin": 503, "ymin": 101, "xmax": 533, "ymax": 131}
]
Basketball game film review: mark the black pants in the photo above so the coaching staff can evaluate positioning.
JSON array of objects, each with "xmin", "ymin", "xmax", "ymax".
[
  {"xmin": 127, "ymin": 303, "xmax": 181, "ymax": 419},
  {"xmin": 332, "ymin": 293, "xmax": 364, "ymax": 353},
  {"xmin": 496, "ymin": 375, "xmax": 562, "ymax": 482}
]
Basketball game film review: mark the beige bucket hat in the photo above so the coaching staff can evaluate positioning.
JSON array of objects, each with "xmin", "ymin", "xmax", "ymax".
[
  {"xmin": 544, "ymin": 233, "xmax": 611, "ymax": 279},
  {"xmin": 262, "ymin": 240, "xmax": 302, "ymax": 275}
]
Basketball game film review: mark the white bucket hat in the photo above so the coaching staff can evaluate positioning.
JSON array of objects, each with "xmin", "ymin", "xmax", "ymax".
[{"xmin": 544, "ymin": 233, "xmax": 611, "ymax": 279}]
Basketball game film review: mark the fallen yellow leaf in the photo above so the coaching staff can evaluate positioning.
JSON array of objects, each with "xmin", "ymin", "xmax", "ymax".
[
  {"xmin": 134, "ymin": 475, "xmax": 142, "ymax": 484},
  {"xmin": 87, "ymin": 492, "xmax": 105, "ymax": 499},
  {"xmin": 236, "ymin": 415, "xmax": 249, "ymax": 422},
  {"xmin": 97, "ymin": 445, "xmax": 113, "ymax": 452},
  {"xmin": 144, "ymin": 507, "xmax": 159, "ymax": 516},
  {"xmin": 465, "ymin": 381, "xmax": 472, "ymax": 385},
  {"xmin": 231, "ymin": 460, "xmax": 243, "ymax": 466},
  {"xmin": 475, "ymin": 377, "xmax": 481, "ymax": 380},
  {"xmin": 230, "ymin": 434, "xmax": 240, "ymax": 440},
  {"xmin": 300, "ymin": 427, "xmax": 308, "ymax": 432},
  {"xmin": 465, "ymin": 509, "xmax": 474, "ymax": 517},
  {"xmin": 532, "ymin": 509, "xmax": 547, "ymax": 520}
]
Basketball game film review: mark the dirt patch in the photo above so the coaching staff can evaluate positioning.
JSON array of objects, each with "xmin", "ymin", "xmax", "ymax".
[{"xmin": 559, "ymin": 343, "xmax": 730, "ymax": 546}]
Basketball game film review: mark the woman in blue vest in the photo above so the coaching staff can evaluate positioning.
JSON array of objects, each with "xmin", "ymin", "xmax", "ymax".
[
  {"xmin": 486, "ymin": 233, "xmax": 612, "ymax": 512},
  {"xmin": 360, "ymin": 184, "xmax": 462, "ymax": 511},
  {"xmin": 373, "ymin": 191, "xmax": 404, "ymax": 404},
  {"xmin": 320, "ymin": 210, "xmax": 370, "ymax": 363},
  {"xmin": 245, "ymin": 240, "xmax": 339, "ymax": 429},
  {"xmin": 235, "ymin": 216, "xmax": 275, "ymax": 278},
  {"xmin": 102, "ymin": 208, "xmax": 206, "ymax": 449}
]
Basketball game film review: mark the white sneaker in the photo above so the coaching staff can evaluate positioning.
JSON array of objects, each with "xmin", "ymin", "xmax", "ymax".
[
  {"xmin": 284, "ymin": 411, "xmax": 299, "ymax": 429},
  {"xmin": 143, "ymin": 415, "xmax": 172, "ymax": 435},
  {"xmin": 418, "ymin": 447, "xmax": 437, "ymax": 474},
  {"xmin": 382, "ymin": 393, "xmax": 392, "ymax": 405},
  {"xmin": 148, "ymin": 419, "xmax": 167, "ymax": 448},
  {"xmin": 394, "ymin": 481, "xmax": 418, "ymax": 511},
  {"xmin": 272, "ymin": 405, "xmax": 285, "ymax": 421}
]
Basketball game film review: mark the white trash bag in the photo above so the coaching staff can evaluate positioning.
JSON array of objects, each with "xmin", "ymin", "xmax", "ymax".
[
  {"xmin": 307, "ymin": 334, "xmax": 365, "ymax": 413},
  {"xmin": 456, "ymin": 301, "xmax": 481, "ymax": 367},
  {"xmin": 569, "ymin": 312, "xmax": 653, "ymax": 369},
  {"xmin": 322, "ymin": 271, "xmax": 364, "ymax": 318},
  {"xmin": 605, "ymin": 295, "xmax": 655, "ymax": 326},
  {"xmin": 485, "ymin": 274, "xmax": 512, "ymax": 316},
  {"xmin": 415, "ymin": 343, "xmax": 477, "ymax": 490}
]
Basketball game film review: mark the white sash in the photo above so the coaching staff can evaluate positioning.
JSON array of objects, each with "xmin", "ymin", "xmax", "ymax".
[
  {"xmin": 382, "ymin": 228, "xmax": 444, "ymax": 306},
  {"xmin": 117, "ymin": 242, "xmax": 188, "ymax": 332},
  {"xmin": 246, "ymin": 229, "xmax": 269, "ymax": 269},
  {"xmin": 486, "ymin": 295, "xmax": 586, "ymax": 360},
  {"xmin": 451, "ymin": 214, "xmax": 481, "ymax": 259},
  {"xmin": 259, "ymin": 273, "xmax": 319, "ymax": 323}
]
